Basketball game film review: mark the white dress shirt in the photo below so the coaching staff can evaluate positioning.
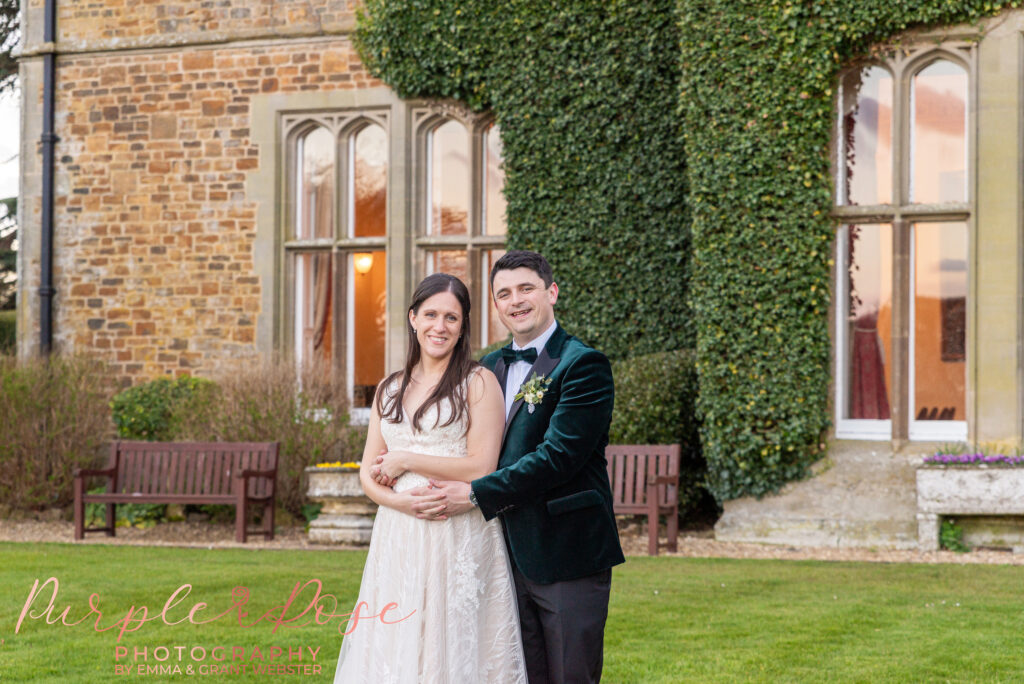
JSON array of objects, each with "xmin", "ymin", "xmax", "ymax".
[{"xmin": 504, "ymin": 319, "xmax": 558, "ymax": 419}]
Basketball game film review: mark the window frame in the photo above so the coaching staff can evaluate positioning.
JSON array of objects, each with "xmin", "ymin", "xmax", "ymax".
[
  {"xmin": 282, "ymin": 110, "xmax": 390, "ymax": 420},
  {"xmin": 832, "ymin": 44, "xmax": 976, "ymax": 443},
  {"xmin": 412, "ymin": 104, "xmax": 509, "ymax": 350}
]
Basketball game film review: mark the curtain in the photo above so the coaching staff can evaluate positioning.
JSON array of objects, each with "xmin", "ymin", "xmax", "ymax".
[
  {"xmin": 850, "ymin": 310, "xmax": 890, "ymax": 420},
  {"xmin": 311, "ymin": 253, "xmax": 332, "ymax": 360}
]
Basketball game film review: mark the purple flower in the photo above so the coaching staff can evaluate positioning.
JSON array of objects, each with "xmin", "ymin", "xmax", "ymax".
[{"xmin": 924, "ymin": 452, "xmax": 1024, "ymax": 466}]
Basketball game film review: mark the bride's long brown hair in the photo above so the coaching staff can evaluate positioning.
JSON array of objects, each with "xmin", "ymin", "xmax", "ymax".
[{"xmin": 377, "ymin": 273, "xmax": 479, "ymax": 432}]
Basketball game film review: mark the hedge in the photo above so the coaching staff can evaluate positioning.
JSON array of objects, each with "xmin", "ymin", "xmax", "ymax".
[
  {"xmin": 110, "ymin": 376, "xmax": 212, "ymax": 441},
  {"xmin": 0, "ymin": 356, "xmax": 114, "ymax": 510}
]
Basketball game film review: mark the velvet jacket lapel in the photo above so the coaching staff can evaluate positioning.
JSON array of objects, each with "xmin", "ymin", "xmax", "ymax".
[{"xmin": 500, "ymin": 326, "xmax": 565, "ymax": 448}]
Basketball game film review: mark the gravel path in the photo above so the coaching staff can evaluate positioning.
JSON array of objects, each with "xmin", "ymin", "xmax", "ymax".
[{"xmin": 4, "ymin": 517, "xmax": 1024, "ymax": 564}]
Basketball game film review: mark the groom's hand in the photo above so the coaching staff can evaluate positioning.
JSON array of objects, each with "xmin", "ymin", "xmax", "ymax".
[{"xmin": 427, "ymin": 480, "xmax": 475, "ymax": 517}]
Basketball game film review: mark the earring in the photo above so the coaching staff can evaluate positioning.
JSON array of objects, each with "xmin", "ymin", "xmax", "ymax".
[{"xmin": 412, "ymin": 329, "xmax": 417, "ymax": 334}]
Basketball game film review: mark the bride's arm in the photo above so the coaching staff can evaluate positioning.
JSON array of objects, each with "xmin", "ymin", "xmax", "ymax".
[
  {"xmin": 360, "ymin": 384, "xmax": 445, "ymax": 516},
  {"xmin": 377, "ymin": 369, "xmax": 504, "ymax": 483}
]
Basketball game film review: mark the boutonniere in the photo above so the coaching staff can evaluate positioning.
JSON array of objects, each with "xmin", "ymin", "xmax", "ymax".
[{"xmin": 514, "ymin": 373, "xmax": 553, "ymax": 414}]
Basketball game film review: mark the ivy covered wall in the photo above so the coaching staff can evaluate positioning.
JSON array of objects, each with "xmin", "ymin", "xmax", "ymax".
[
  {"xmin": 682, "ymin": 0, "xmax": 1016, "ymax": 500},
  {"xmin": 357, "ymin": 0, "xmax": 1019, "ymax": 502},
  {"xmin": 357, "ymin": 0, "xmax": 690, "ymax": 360}
]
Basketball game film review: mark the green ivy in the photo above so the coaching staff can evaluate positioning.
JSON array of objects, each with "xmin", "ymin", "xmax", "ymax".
[
  {"xmin": 681, "ymin": 0, "xmax": 1018, "ymax": 500},
  {"xmin": 356, "ymin": 0, "xmax": 690, "ymax": 359},
  {"xmin": 357, "ymin": 0, "xmax": 1021, "ymax": 502}
]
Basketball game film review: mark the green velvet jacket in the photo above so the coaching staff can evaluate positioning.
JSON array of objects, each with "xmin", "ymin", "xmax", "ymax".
[{"xmin": 472, "ymin": 324, "xmax": 625, "ymax": 584}]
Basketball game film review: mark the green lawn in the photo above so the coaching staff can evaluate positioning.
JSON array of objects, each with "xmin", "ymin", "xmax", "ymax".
[{"xmin": 2, "ymin": 543, "xmax": 1024, "ymax": 682}]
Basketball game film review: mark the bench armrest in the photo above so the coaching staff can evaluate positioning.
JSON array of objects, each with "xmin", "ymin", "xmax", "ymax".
[
  {"xmin": 236, "ymin": 469, "xmax": 277, "ymax": 479},
  {"xmin": 74, "ymin": 467, "xmax": 117, "ymax": 478}
]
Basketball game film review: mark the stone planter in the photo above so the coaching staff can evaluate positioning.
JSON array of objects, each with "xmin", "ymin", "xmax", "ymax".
[
  {"xmin": 305, "ymin": 467, "xmax": 377, "ymax": 545},
  {"xmin": 916, "ymin": 466, "xmax": 1024, "ymax": 550}
]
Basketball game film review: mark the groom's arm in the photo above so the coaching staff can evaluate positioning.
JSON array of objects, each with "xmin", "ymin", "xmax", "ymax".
[{"xmin": 471, "ymin": 350, "xmax": 614, "ymax": 521}]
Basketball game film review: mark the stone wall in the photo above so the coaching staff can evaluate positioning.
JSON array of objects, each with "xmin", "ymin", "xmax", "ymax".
[{"xmin": 18, "ymin": 2, "xmax": 381, "ymax": 382}]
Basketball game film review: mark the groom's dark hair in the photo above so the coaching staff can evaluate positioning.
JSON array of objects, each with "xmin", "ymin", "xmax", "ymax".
[{"xmin": 490, "ymin": 250, "xmax": 554, "ymax": 289}]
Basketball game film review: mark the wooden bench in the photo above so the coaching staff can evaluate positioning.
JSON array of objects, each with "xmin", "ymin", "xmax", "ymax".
[
  {"xmin": 606, "ymin": 444, "xmax": 680, "ymax": 555},
  {"xmin": 73, "ymin": 441, "xmax": 279, "ymax": 543}
]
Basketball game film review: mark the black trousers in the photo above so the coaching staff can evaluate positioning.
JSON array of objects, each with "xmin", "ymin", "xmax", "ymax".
[{"xmin": 511, "ymin": 564, "xmax": 613, "ymax": 684}]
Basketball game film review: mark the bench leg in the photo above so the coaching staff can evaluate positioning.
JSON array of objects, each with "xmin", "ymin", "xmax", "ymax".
[
  {"xmin": 647, "ymin": 484, "xmax": 659, "ymax": 556},
  {"xmin": 105, "ymin": 503, "xmax": 116, "ymax": 536},
  {"xmin": 667, "ymin": 508, "xmax": 678, "ymax": 553}
]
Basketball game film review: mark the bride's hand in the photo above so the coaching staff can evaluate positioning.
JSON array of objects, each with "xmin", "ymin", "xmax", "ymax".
[{"xmin": 376, "ymin": 452, "xmax": 407, "ymax": 481}]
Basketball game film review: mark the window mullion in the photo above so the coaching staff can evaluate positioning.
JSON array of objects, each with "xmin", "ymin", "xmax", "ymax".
[{"xmin": 891, "ymin": 217, "xmax": 911, "ymax": 444}]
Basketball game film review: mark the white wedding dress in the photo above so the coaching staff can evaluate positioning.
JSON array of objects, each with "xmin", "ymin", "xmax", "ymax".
[{"xmin": 334, "ymin": 377, "xmax": 527, "ymax": 684}]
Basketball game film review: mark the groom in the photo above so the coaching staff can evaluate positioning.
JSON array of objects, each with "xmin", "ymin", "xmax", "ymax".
[{"xmin": 425, "ymin": 250, "xmax": 624, "ymax": 684}]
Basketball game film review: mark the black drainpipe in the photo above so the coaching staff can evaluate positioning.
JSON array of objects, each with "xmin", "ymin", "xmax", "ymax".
[{"xmin": 39, "ymin": 0, "xmax": 57, "ymax": 355}]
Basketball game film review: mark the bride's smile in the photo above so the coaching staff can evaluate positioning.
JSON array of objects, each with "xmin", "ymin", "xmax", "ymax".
[{"xmin": 408, "ymin": 291, "xmax": 463, "ymax": 361}]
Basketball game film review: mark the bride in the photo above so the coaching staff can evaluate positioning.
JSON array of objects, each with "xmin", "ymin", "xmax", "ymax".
[{"xmin": 334, "ymin": 273, "xmax": 527, "ymax": 683}]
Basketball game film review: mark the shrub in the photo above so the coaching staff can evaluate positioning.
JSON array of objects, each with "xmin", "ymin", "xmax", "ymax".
[
  {"xmin": 0, "ymin": 355, "xmax": 115, "ymax": 510},
  {"xmin": 171, "ymin": 358, "xmax": 354, "ymax": 518},
  {"xmin": 110, "ymin": 376, "xmax": 213, "ymax": 441},
  {"xmin": 0, "ymin": 309, "xmax": 14, "ymax": 354},
  {"xmin": 609, "ymin": 349, "xmax": 710, "ymax": 519}
]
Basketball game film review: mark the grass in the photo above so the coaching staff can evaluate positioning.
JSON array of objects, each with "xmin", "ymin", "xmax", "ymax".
[{"xmin": 3, "ymin": 544, "xmax": 1024, "ymax": 682}]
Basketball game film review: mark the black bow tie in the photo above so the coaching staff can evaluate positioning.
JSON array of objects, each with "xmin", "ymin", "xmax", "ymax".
[{"xmin": 501, "ymin": 347, "xmax": 538, "ymax": 364}]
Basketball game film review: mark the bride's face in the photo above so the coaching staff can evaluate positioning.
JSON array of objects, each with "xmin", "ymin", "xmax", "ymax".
[{"xmin": 409, "ymin": 291, "xmax": 464, "ymax": 361}]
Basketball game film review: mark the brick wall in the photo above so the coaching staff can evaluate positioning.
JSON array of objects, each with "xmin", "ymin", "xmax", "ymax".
[{"xmin": 46, "ymin": 37, "xmax": 380, "ymax": 382}]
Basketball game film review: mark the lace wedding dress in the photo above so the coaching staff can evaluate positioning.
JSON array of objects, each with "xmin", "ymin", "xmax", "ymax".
[{"xmin": 333, "ymin": 377, "xmax": 527, "ymax": 684}]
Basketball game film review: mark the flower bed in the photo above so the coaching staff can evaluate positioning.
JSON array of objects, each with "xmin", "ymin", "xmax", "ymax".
[{"xmin": 923, "ymin": 453, "xmax": 1024, "ymax": 466}]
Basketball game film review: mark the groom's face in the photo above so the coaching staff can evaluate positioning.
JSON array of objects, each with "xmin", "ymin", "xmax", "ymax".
[{"xmin": 491, "ymin": 267, "xmax": 558, "ymax": 346}]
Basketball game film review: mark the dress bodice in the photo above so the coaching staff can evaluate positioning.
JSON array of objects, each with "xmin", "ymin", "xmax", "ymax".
[{"xmin": 379, "ymin": 375, "xmax": 470, "ymax": 493}]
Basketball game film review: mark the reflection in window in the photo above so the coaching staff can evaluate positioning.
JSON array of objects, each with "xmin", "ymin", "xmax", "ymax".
[
  {"xmin": 913, "ymin": 223, "xmax": 966, "ymax": 422},
  {"xmin": 910, "ymin": 60, "xmax": 967, "ymax": 204},
  {"xmin": 296, "ymin": 127, "xmax": 335, "ymax": 240},
  {"xmin": 840, "ymin": 66, "xmax": 893, "ymax": 206},
  {"xmin": 842, "ymin": 224, "xmax": 893, "ymax": 420},
  {"xmin": 428, "ymin": 120, "xmax": 470, "ymax": 236},
  {"xmin": 426, "ymin": 250, "xmax": 467, "ymax": 282},
  {"xmin": 351, "ymin": 250, "xmax": 386, "ymax": 408},
  {"xmin": 484, "ymin": 124, "xmax": 507, "ymax": 236},
  {"xmin": 482, "ymin": 249, "xmax": 509, "ymax": 346},
  {"xmin": 294, "ymin": 252, "xmax": 333, "ymax": 367},
  {"xmin": 352, "ymin": 125, "xmax": 387, "ymax": 238}
]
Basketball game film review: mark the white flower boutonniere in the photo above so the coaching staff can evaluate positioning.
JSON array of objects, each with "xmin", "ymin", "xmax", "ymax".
[{"xmin": 514, "ymin": 373, "xmax": 553, "ymax": 414}]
